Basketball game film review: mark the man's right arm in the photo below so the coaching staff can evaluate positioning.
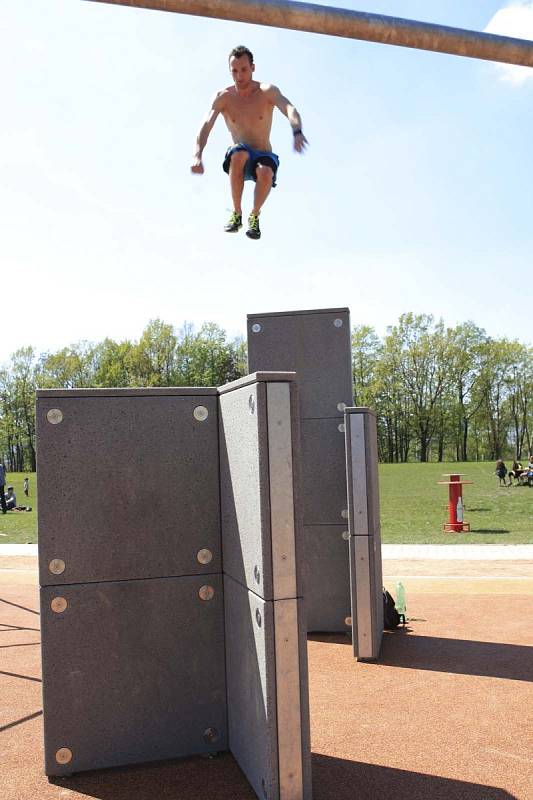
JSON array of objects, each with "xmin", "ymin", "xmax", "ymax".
[{"xmin": 191, "ymin": 92, "xmax": 224, "ymax": 174}]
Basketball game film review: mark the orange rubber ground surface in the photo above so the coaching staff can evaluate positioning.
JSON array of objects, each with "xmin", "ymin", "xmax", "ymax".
[{"xmin": 2, "ymin": 564, "xmax": 532, "ymax": 800}]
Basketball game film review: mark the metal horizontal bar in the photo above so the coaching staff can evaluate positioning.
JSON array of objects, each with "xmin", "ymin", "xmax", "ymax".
[{"xmin": 84, "ymin": 0, "xmax": 533, "ymax": 68}]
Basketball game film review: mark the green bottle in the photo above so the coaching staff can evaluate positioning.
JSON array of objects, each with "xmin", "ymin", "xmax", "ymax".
[{"xmin": 396, "ymin": 581, "xmax": 406, "ymax": 623}]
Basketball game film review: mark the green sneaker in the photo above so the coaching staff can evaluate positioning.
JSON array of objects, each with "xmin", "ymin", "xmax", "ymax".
[
  {"xmin": 246, "ymin": 213, "xmax": 261, "ymax": 240},
  {"xmin": 224, "ymin": 211, "xmax": 242, "ymax": 233}
]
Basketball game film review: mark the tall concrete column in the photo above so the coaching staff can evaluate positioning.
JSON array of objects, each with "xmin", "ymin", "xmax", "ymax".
[{"xmin": 247, "ymin": 309, "xmax": 353, "ymax": 633}]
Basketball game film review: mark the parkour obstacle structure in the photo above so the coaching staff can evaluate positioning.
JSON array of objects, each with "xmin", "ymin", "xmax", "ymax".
[{"xmin": 37, "ymin": 307, "xmax": 384, "ymax": 799}]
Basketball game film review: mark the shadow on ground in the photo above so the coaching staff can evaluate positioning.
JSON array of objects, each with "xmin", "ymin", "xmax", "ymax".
[
  {"xmin": 379, "ymin": 631, "xmax": 533, "ymax": 681},
  {"xmin": 47, "ymin": 751, "xmax": 517, "ymax": 800},
  {"xmin": 309, "ymin": 630, "xmax": 533, "ymax": 682},
  {"xmin": 470, "ymin": 529, "xmax": 510, "ymax": 534},
  {"xmin": 312, "ymin": 753, "xmax": 517, "ymax": 799}
]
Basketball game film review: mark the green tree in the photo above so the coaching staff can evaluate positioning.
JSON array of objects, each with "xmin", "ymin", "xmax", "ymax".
[
  {"xmin": 126, "ymin": 319, "xmax": 178, "ymax": 386},
  {"xmin": 93, "ymin": 338, "xmax": 134, "ymax": 388},
  {"xmin": 446, "ymin": 322, "xmax": 487, "ymax": 461},
  {"xmin": 37, "ymin": 342, "xmax": 98, "ymax": 388},
  {"xmin": 386, "ymin": 313, "xmax": 450, "ymax": 462}
]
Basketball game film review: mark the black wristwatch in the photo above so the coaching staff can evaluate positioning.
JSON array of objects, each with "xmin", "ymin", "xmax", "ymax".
[{"xmin": 293, "ymin": 128, "xmax": 302, "ymax": 136}]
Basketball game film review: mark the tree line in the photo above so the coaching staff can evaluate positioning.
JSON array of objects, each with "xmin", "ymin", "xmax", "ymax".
[
  {"xmin": 0, "ymin": 314, "xmax": 531, "ymax": 470},
  {"xmin": 352, "ymin": 313, "xmax": 531, "ymax": 463}
]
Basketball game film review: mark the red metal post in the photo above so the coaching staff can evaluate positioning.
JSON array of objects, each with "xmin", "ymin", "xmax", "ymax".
[{"xmin": 437, "ymin": 473, "xmax": 472, "ymax": 533}]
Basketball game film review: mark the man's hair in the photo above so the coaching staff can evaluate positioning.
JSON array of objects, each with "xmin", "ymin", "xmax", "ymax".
[{"xmin": 228, "ymin": 46, "xmax": 253, "ymax": 65}]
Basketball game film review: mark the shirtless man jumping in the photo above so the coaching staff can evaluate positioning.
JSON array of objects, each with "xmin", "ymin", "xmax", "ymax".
[{"xmin": 191, "ymin": 45, "xmax": 307, "ymax": 240}]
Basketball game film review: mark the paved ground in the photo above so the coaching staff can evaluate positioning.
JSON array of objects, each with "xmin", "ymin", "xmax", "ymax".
[{"xmin": 2, "ymin": 552, "xmax": 532, "ymax": 800}]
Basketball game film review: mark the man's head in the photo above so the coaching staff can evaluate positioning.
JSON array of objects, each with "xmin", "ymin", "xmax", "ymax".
[{"xmin": 228, "ymin": 46, "xmax": 254, "ymax": 90}]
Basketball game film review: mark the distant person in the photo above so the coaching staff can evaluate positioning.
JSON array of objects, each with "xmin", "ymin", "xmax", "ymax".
[
  {"xmin": 3, "ymin": 486, "xmax": 31, "ymax": 513},
  {"xmin": 23, "ymin": 476, "xmax": 29, "ymax": 497},
  {"xmin": 495, "ymin": 459, "xmax": 508, "ymax": 486},
  {"xmin": 191, "ymin": 45, "xmax": 307, "ymax": 240},
  {"xmin": 508, "ymin": 460, "xmax": 523, "ymax": 486},
  {"xmin": 527, "ymin": 455, "xmax": 533, "ymax": 487},
  {"xmin": 5, "ymin": 486, "xmax": 16, "ymax": 511},
  {"xmin": 0, "ymin": 463, "xmax": 6, "ymax": 514}
]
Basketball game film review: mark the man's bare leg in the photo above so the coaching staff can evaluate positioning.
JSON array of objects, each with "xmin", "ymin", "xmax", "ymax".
[
  {"xmin": 251, "ymin": 164, "xmax": 274, "ymax": 215},
  {"xmin": 229, "ymin": 150, "xmax": 249, "ymax": 214},
  {"xmin": 247, "ymin": 164, "xmax": 274, "ymax": 240}
]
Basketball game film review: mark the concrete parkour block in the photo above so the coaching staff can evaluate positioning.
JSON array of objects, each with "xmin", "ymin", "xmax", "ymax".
[
  {"xmin": 37, "ymin": 390, "xmax": 220, "ymax": 586},
  {"xmin": 37, "ymin": 379, "xmax": 311, "ymax": 800},
  {"xmin": 248, "ymin": 309, "xmax": 354, "ymax": 632},
  {"xmin": 219, "ymin": 373, "xmax": 311, "ymax": 800},
  {"xmin": 344, "ymin": 408, "xmax": 384, "ymax": 660}
]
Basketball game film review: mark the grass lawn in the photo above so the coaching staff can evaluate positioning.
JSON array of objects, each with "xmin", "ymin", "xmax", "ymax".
[
  {"xmin": 380, "ymin": 461, "xmax": 533, "ymax": 544},
  {"xmin": 0, "ymin": 464, "xmax": 531, "ymax": 546},
  {"xmin": 0, "ymin": 473, "xmax": 37, "ymax": 544}
]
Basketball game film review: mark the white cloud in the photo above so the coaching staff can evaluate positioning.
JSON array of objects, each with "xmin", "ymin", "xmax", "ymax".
[{"xmin": 484, "ymin": 2, "xmax": 533, "ymax": 84}]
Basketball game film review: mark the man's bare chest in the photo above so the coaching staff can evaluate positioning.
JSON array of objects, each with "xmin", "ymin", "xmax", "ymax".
[{"xmin": 223, "ymin": 94, "xmax": 273, "ymax": 126}]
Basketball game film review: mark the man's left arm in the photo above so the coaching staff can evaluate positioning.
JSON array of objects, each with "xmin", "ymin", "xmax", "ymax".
[{"xmin": 270, "ymin": 86, "xmax": 308, "ymax": 153}]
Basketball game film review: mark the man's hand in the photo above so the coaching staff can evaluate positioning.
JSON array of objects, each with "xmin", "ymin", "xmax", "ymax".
[
  {"xmin": 293, "ymin": 132, "xmax": 308, "ymax": 154},
  {"xmin": 191, "ymin": 157, "xmax": 204, "ymax": 175}
]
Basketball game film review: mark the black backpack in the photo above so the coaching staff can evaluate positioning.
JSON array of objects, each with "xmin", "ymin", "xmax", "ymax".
[{"xmin": 383, "ymin": 589, "xmax": 401, "ymax": 630}]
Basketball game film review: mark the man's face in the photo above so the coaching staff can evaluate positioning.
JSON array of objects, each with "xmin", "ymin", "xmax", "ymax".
[{"xmin": 229, "ymin": 55, "xmax": 254, "ymax": 90}]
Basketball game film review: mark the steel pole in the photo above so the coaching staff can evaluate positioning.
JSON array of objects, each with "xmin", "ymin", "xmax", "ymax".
[{"xmin": 84, "ymin": 0, "xmax": 533, "ymax": 68}]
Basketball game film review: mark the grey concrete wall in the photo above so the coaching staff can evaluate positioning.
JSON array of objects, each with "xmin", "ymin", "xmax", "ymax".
[
  {"xmin": 247, "ymin": 309, "xmax": 353, "ymax": 419},
  {"xmin": 41, "ymin": 574, "xmax": 227, "ymax": 776},
  {"xmin": 344, "ymin": 408, "xmax": 384, "ymax": 660},
  {"xmin": 37, "ymin": 390, "xmax": 220, "ymax": 586},
  {"xmin": 304, "ymin": 525, "xmax": 351, "ymax": 633},
  {"xmin": 248, "ymin": 309, "xmax": 353, "ymax": 632},
  {"xmin": 38, "ymin": 379, "xmax": 312, "ymax": 799},
  {"xmin": 219, "ymin": 373, "xmax": 312, "ymax": 800},
  {"xmin": 37, "ymin": 387, "xmax": 227, "ymax": 778}
]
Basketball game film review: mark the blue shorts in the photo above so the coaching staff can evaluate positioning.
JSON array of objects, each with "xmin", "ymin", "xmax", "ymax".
[{"xmin": 222, "ymin": 144, "xmax": 279, "ymax": 187}]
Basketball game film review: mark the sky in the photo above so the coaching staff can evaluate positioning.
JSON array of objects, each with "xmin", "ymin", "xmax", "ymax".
[{"xmin": 1, "ymin": 0, "xmax": 533, "ymax": 362}]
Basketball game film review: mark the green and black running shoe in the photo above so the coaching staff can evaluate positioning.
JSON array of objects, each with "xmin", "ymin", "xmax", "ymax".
[
  {"xmin": 224, "ymin": 211, "xmax": 242, "ymax": 233},
  {"xmin": 246, "ymin": 213, "xmax": 261, "ymax": 240}
]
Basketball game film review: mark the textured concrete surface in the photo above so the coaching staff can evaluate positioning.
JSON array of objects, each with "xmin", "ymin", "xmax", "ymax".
[
  {"xmin": 247, "ymin": 309, "xmax": 353, "ymax": 420},
  {"xmin": 37, "ymin": 394, "xmax": 220, "ymax": 585},
  {"xmin": 304, "ymin": 526, "xmax": 351, "ymax": 632},
  {"xmin": 2, "ymin": 558, "xmax": 532, "ymax": 800},
  {"xmin": 300, "ymin": 418, "xmax": 348, "ymax": 525},
  {"xmin": 40, "ymin": 574, "xmax": 227, "ymax": 775},
  {"xmin": 219, "ymin": 382, "xmax": 273, "ymax": 599},
  {"xmin": 220, "ymin": 375, "xmax": 311, "ymax": 799},
  {"xmin": 345, "ymin": 410, "xmax": 383, "ymax": 660},
  {"xmin": 223, "ymin": 574, "xmax": 279, "ymax": 800},
  {"xmin": 349, "ymin": 534, "xmax": 383, "ymax": 659}
]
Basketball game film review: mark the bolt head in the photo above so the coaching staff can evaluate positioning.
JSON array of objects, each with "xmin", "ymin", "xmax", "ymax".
[
  {"xmin": 55, "ymin": 748, "xmax": 72, "ymax": 765},
  {"xmin": 203, "ymin": 727, "xmax": 219, "ymax": 743},
  {"xmin": 198, "ymin": 585, "xmax": 215, "ymax": 601},
  {"xmin": 51, "ymin": 597, "xmax": 68, "ymax": 613},
  {"xmin": 47, "ymin": 408, "xmax": 63, "ymax": 425},
  {"xmin": 197, "ymin": 549, "xmax": 213, "ymax": 565},
  {"xmin": 193, "ymin": 406, "xmax": 208, "ymax": 422},
  {"xmin": 251, "ymin": 323, "xmax": 262, "ymax": 333},
  {"xmin": 49, "ymin": 559, "xmax": 66, "ymax": 575}
]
